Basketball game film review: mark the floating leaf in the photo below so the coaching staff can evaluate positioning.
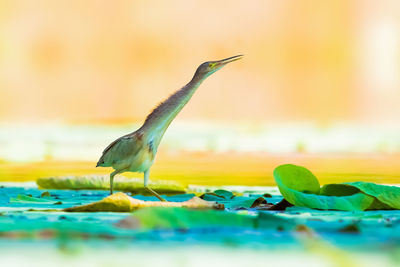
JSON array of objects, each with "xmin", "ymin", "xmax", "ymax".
[
  {"xmin": 40, "ymin": 191, "xmax": 51, "ymax": 197},
  {"xmin": 10, "ymin": 194, "xmax": 57, "ymax": 204},
  {"xmin": 64, "ymin": 192, "xmax": 223, "ymax": 212},
  {"xmin": 273, "ymin": 164, "xmax": 400, "ymax": 211},
  {"xmin": 250, "ymin": 197, "xmax": 268, "ymax": 208},
  {"xmin": 208, "ymin": 196, "xmax": 269, "ymax": 209},
  {"xmin": 200, "ymin": 193, "xmax": 226, "ymax": 201},
  {"xmin": 116, "ymin": 207, "xmax": 296, "ymax": 230},
  {"xmin": 213, "ymin": 189, "xmax": 234, "ymax": 199},
  {"xmin": 37, "ymin": 175, "xmax": 186, "ymax": 195},
  {"xmin": 338, "ymin": 224, "xmax": 360, "ymax": 233},
  {"xmin": 123, "ymin": 207, "xmax": 255, "ymax": 229},
  {"xmin": 267, "ymin": 199, "xmax": 293, "ymax": 211},
  {"xmin": 345, "ymin": 182, "xmax": 400, "ymax": 209}
]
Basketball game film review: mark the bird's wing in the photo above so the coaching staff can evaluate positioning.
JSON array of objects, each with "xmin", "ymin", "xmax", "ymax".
[{"xmin": 96, "ymin": 132, "xmax": 144, "ymax": 167}]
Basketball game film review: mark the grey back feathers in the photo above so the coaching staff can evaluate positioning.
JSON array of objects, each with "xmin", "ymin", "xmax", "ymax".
[{"xmin": 97, "ymin": 132, "xmax": 141, "ymax": 167}]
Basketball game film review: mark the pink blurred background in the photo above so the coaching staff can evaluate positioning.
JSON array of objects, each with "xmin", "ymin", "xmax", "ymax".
[{"xmin": 0, "ymin": 0, "xmax": 398, "ymax": 125}]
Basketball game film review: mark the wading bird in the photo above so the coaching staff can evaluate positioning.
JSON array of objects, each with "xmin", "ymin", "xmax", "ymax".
[{"xmin": 96, "ymin": 55, "xmax": 243, "ymax": 201}]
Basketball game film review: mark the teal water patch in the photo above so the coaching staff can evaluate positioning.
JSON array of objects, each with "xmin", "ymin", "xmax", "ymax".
[{"xmin": 0, "ymin": 185, "xmax": 400, "ymax": 255}]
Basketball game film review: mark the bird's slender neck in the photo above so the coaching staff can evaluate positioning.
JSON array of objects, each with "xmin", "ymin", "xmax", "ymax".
[{"xmin": 139, "ymin": 72, "xmax": 208, "ymax": 145}]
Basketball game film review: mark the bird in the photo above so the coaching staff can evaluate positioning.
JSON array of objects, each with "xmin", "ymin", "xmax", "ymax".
[{"xmin": 96, "ymin": 55, "xmax": 243, "ymax": 201}]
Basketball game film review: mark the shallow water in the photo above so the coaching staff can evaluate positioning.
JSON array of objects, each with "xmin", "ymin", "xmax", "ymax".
[{"xmin": 0, "ymin": 184, "xmax": 400, "ymax": 266}]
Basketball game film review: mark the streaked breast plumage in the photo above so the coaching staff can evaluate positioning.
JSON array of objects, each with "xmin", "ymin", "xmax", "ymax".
[{"xmin": 96, "ymin": 131, "xmax": 155, "ymax": 173}]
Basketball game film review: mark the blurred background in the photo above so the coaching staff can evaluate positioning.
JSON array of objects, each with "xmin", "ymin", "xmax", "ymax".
[{"xmin": 0, "ymin": 0, "xmax": 399, "ymax": 185}]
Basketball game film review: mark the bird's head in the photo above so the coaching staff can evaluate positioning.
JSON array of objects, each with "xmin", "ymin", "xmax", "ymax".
[{"xmin": 194, "ymin": 55, "xmax": 243, "ymax": 80}]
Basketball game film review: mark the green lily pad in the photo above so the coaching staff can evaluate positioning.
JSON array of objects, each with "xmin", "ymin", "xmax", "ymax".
[
  {"xmin": 345, "ymin": 182, "xmax": 400, "ymax": 209},
  {"xmin": 201, "ymin": 192, "xmax": 268, "ymax": 209},
  {"xmin": 118, "ymin": 207, "xmax": 296, "ymax": 230},
  {"xmin": 273, "ymin": 164, "xmax": 400, "ymax": 211},
  {"xmin": 200, "ymin": 193, "xmax": 226, "ymax": 202},
  {"xmin": 37, "ymin": 175, "xmax": 186, "ymax": 195},
  {"xmin": 222, "ymin": 196, "xmax": 268, "ymax": 209},
  {"xmin": 129, "ymin": 207, "xmax": 255, "ymax": 229},
  {"xmin": 213, "ymin": 189, "xmax": 234, "ymax": 199},
  {"xmin": 10, "ymin": 194, "xmax": 58, "ymax": 204}
]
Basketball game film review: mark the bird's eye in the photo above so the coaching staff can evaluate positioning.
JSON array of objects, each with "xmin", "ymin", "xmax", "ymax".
[{"xmin": 209, "ymin": 63, "xmax": 215, "ymax": 68}]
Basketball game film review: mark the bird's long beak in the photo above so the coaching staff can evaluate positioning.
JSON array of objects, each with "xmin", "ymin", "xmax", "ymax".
[{"xmin": 214, "ymin": 55, "xmax": 243, "ymax": 67}]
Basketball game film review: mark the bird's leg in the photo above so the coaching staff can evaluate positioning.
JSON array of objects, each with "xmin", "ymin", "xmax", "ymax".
[
  {"xmin": 109, "ymin": 170, "xmax": 120, "ymax": 195},
  {"xmin": 147, "ymin": 187, "xmax": 167, "ymax": 202},
  {"xmin": 144, "ymin": 169, "xmax": 167, "ymax": 202}
]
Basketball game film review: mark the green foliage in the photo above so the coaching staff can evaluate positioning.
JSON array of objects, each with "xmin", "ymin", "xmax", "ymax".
[
  {"xmin": 127, "ymin": 207, "xmax": 295, "ymax": 230},
  {"xmin": 274, "ymin": 164, "xmax": 400, "ymax": 211},
  {"xmin": 274, "ymin": 164, "xmax": 321, "ymax": 194},
  {"xmin": 345, "ymin": 182, "xmax": 400, "ymax": 209},
  {"xmin": 9, "ymin": 194, "xmax": 58, "ymax": 204},
  {"xmin": 131, "ymin": 208, "xmax": 255, "ymax": 229},
  {"xmin": 201, "ymin": 190, "xmax": 269, "ymax": 209},
  {"xmin": 37, "ymin": 175, "xmax": 186, "ymax": 195},
  {"xmin": 213, "ymin": 189, "xmax": 234, "ymax": 199}
]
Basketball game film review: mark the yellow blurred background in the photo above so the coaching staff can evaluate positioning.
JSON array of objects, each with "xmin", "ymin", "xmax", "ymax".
[
  {"xmin": 1, "ymin": 0, "xmax": 399, "ymax": 124},
  {"xmin": 0, "ymin": 0, "xmax": 399, "ymax": 185}
]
